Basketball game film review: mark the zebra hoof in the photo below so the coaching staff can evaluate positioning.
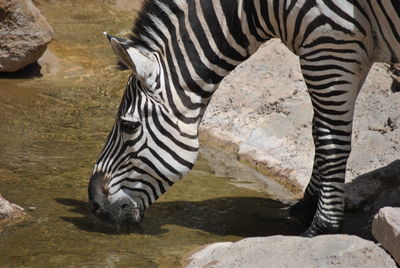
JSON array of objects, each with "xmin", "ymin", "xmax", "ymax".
[
  {"xmin": 300, "ymin": 221, "xmax": 343, "ymax": 237},
  {"xmin": 289, "ymin": 195, "xmax": 318, "ymax": 227}
]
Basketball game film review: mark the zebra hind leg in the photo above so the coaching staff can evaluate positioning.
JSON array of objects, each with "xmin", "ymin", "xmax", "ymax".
[
  {"xmin": 300, "ymin": 115, "xmax": 352, "ymax": 237},
  {"xmin": 290, "ymin": 116, "xmax": 321, "ymax": 226},
  {"xmin": 295, "ymin": 52, "xmax": 371, "ymax": 237}
]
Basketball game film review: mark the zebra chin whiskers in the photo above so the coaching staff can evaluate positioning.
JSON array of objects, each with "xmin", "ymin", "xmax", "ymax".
[{"xmin": 91, "ymin": 215, "xmax": 139, "ymax": 233}]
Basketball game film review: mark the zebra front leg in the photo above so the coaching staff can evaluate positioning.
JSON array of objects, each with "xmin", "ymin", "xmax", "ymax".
[{"xmin": 298, "ymin": 54, "xmax": 371, "ymax": 237}]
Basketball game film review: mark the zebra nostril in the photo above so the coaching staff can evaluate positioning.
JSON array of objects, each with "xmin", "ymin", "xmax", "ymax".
[{"xmin": 90, "ymin": 200, "xmax": 100, "ymax": 214}]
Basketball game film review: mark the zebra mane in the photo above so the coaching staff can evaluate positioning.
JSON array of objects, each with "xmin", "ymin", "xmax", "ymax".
[
  {"xmin": 110, "ymin": 0, "xmax": 167, "ymax": 70},
  {"xmin": 129, "ymin": 0, "xmax": 179, "ymax": 49},
  {"xmin": 114, "ymin": 0, "xmax": 179, "ymax": 70}
]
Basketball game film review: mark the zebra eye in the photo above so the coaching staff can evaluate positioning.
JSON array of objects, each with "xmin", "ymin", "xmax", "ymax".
[{"xmin": 120, "ymin": 119, "xmax": 141, "ymax": 134}]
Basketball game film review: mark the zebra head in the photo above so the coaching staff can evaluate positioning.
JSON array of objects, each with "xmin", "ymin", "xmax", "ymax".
[{"xmin": 88, "ymin": 33, "xmax": 200, "ymax": 226}]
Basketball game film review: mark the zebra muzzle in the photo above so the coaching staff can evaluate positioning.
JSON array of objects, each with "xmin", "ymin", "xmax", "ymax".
[
  {"xmin": 88, "ymin": 173, "xmax": 144, "ymax": 225},
  {"xmin": 89, "ymin": 196, "xmax": 143, "ymax": 225}
]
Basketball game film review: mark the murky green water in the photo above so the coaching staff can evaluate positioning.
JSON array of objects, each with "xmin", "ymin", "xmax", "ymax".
[{"xmin": 0, "ymin": 1, "xmax": 302, "ymax": 267}]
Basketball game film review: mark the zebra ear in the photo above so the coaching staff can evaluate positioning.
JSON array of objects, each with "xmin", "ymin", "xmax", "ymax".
[{"xmin": 104, "ymin": 32, "xmax": 158, "ymax": 88}]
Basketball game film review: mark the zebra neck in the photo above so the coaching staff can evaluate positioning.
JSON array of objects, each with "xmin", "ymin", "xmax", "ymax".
[
  {"xmin": 131, "ymin": 0, "xmax": 289, "ymax": 131},
  {"xmin": 155, "ymin": 0, "xmax": 284, "ymax": 126}
]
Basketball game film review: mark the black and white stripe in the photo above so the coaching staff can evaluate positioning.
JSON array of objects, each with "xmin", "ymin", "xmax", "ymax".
[{"xmin": 89, "ymin": 0, "xmax": 400, "ymax": 235}]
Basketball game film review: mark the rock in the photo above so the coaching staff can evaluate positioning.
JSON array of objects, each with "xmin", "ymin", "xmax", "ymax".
[
  {"xmin": 37, "ymin": 49, "xmax": 60, "ymax": 75},
  {"xmin": 0, "ymin": 0, "xmax": 53, "ymax": 72},
  {"xmin": 339, "ymin": 162, "xmax": 400, "ymax": 241},
  {"xmin": 345, "ymin": 160, "xmax": 400, "ymax": 211},
  {"xmin": 200, "ymin": 40, "xmax": 312, "ymax": 197},
  {"xmin": 185, "ymin": 235, "xmax": 396, "ymax": 268},
  {"xmin": 199, "ymin": 146, "xmax": 296, "ymax": 200},
  {"xmin": 0, "ymin": 194, "xmax": 25, "ymax": 232},
  {"xmin": 200, "ymin": 39, "xmax": 400, "ymax": 196},
  {"xmin": 0, "ymin": 193, "xmax": 24, "ymax": 219},
  {"xmin": 372, "ymin": 207, "xmax": 400, "ymax": 265}
]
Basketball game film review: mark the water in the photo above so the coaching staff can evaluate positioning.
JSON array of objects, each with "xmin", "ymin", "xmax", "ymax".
[{"xmin": 0, "ymin": 1, "xmax": 302, "ymax": 267}]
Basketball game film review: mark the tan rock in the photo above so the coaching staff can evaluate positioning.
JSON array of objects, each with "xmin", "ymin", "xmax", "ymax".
[
  {"xmin": 0, "ymin": 194, "xmax": 25, "ymax": 232},
  {"xmin": 372, "ymin": 207, "xmax": 400, "ymax": 265},
  {"xmin": 0, "ymin": 194, "xmax": 24, "ymax": 219},
  {"xmin": 185, "ymin": 235, "xmax": 396, "ymax": 268},
  {"xmin": 200, "ymin": 39, "xmax": 400, "ymax": 196},
  {"xmin": 0, "ymin": 0, "xmax": 53, "ymax": 72}
]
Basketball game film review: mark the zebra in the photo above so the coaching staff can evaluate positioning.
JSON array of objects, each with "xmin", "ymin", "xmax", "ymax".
[{"xmin": 88, "ymin": 0, "xmax": 400, "ymax": 237}]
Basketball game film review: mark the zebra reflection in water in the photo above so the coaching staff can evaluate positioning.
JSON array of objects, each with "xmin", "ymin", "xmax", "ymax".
[{"xmin": 88, "ymin": 0, "xmax": 400, "ymax": 237}]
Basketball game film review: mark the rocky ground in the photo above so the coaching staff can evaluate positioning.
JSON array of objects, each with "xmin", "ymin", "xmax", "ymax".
[{"xmin": 185, "ymin": 235, "xmax": 397, "ymax": 268}]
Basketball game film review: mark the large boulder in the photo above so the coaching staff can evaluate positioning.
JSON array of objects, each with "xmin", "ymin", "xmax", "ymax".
[
  {"xmin": 200, "ymin": 39, "xmax": 400, "ymax": 196},
  {"xmin": 0, "ymin": 0, "xmax": 53, "ymax": 72},
  {"xmin": 185, "ymin": 235, "xmax": 396, "ymax": 268},
  {"xmin": 200, "ymin": 40, "xmax": 312, "ymax": 196}
]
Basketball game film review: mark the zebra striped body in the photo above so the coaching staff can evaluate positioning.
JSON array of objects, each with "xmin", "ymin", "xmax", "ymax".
[{"xmin": 88, "ymin": 0, "xmax": 400, "ymax": 236}]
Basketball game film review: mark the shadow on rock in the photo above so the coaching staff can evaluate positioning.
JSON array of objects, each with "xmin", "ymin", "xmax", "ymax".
[
  {"xmin": 0, "ymin": 62, "xmax": 43, "ymax": 79},
  {"xmin": 55, "ymin": 197, "xmax": 305, "ymax": 237},
  {"xmin": 344, "ymin": 160, "xmax": 400, "ymax": 240}
]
